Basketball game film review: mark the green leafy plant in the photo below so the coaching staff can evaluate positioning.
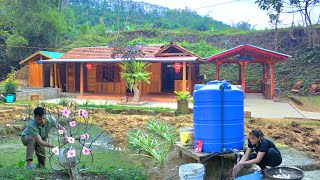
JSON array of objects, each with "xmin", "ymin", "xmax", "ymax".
[
  {"xmin": 173, "ymin": 91, "xmax": 192, "ymax": 101},
  {"xmin": 112, "ymin": 46, "xmax": 151, "ymax": 103},
  {"xmin": 57, "ymin": 97, "xmax": 68, "ymax": 106},
  {"xmin": 127, "ymin": 129, "xmax": 166, "ymax": 166},
  {"xmin": 146, "ymin": 119, "xmax": 178, "ymax": 148},
  {"xmin": 173, "ymin": 91, "xmax": 192, "ymax": 114}
]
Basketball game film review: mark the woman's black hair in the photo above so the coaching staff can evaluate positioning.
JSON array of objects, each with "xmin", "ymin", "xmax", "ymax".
[
  {"xmin": 250, "ymin": 129, "xmax": 264, "ymax": 139},
  {"xmin": 34, "ymin": 107, "xmax": 46, "ymax": 117}
]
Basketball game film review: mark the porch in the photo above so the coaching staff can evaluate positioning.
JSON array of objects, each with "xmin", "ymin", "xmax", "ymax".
[{"xmin": 62, "ymin": 92, "xmax": 177, "ymax": 103}]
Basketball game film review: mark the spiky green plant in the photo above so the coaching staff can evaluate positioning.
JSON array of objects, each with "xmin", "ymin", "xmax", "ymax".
[
  {"xmin": 127, "ymin": 129, "xmax": 167, "ymax": 166},
  {"xmin": 146, "ymin": 119, "xmax": 178, "ymax": 148}
]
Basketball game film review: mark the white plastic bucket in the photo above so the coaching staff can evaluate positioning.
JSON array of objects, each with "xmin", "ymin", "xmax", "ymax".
[
  {"xmin": 179, "ymin": 163, "xmax": 205, "ymax": 180},
  {"xmin": 179, "ymin": 128, "xmax": 194, "ymax": 146}
]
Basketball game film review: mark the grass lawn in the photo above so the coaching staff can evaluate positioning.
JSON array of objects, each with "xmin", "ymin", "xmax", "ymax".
[
  {"xmin": 295, "ymin": 96, "xmax": 320, "ymax": 107},
  {"xmin": 0, "ymin": 124, "xmax": 146, "ymax": 179}
]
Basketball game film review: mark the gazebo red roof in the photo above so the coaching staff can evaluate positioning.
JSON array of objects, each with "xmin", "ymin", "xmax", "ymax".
[{"xmin": 206, "ymin": 44, "xmax": 291, "ymax": 62}]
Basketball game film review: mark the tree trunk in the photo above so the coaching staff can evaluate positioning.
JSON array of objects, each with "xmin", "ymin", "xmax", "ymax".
[{"xmin": 132, "ymin": 84, "xmax": 140, "ymax": 103}]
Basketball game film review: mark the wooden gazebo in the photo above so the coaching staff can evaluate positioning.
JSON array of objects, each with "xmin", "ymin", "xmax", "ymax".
[{"xmin": 206, "ymin": 44, "xmax": 291, "ymax": 99}]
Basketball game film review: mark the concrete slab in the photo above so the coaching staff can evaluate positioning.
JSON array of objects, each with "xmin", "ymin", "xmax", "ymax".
[
  {"xmin": 244, "ymin": 94, "xmax": 304, "ymax": 119},
  {"xmin": 280, "ymin": 147, "xmax": 319, "ymax": 169},
  {"xmin": 260, "ymin": 146, "xmax": 320, "ymax": 180}
]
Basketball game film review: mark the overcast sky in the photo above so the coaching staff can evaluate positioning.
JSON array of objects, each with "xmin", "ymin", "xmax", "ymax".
[{"xmin": 133, "ymin": 0, "xmax": 319, "ymax": 30}]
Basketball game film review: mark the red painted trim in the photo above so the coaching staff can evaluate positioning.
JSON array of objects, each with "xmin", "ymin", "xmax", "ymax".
[{"xmin": 207, "ymin": 45, "xmax": 289, "ymax": 62}]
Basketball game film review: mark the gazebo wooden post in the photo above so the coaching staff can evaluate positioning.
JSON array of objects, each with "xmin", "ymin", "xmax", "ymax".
[
  {"xmin": 215, "ymin": 62, "xmax": 222, "ymax": 80},
  {"xmin": 80, "ymin": 63, "xmax": 84, "ymax": 96},
  {"xmin": 240, "ymin": 61, "xmax": 249, "ymax": 93},
  {"xmin": 269, "ymin": 62, "xmax": 275, "ymax": 98},
  {"xmin": 54, "ymin": 63, "xmax": 58, "ymax": 88},
  {"xmin": 261, "ymin": 63, "xmax": 266, "ymax": 95},
  {"xmin": 182, "ymin": 61, "xmax": 187, "ymax": 92}
]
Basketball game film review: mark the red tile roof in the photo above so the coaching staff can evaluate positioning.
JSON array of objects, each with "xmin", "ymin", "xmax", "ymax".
[
  {"xmin": 60, "ymin": 45, "xmax": 163, "ymax": 59},
  {"xmin": 60, "ymin": 43, "xmax": 202, "ymax": 61}
]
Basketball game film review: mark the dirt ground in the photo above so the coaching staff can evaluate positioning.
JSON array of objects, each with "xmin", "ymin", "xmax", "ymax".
[
  {"xmin": 1, "ymin": 106, "xmax": 320, "ymax": 179},
  {"xmin": 88, "ymin": 109, "xmax": 320, "ymax": 179}
]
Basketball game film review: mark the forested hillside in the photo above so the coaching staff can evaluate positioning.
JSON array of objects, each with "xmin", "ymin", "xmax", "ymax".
[{"xmin": 0, "ymin": 0, "xmax": 319, "ymax": 94}]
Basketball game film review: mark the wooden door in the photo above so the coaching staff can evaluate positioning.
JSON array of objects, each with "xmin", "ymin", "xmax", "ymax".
[
  {"xmin": 29, "ymin": 62, "xmax": 43, "ymax": 87},
  {"xmin": 150, "ymin": 63, "xmax": 161, "ymax": 93},
  {"xmin": 66, "ymin": 63, "xmax": 75, "ymax": 92}
]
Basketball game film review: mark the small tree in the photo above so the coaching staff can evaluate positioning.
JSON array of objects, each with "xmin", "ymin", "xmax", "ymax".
[{"xmin": 112, "ymin": 46, "xmax": 151, "ymax": 103}]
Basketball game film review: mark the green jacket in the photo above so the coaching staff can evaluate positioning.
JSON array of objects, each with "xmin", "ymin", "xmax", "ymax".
[{"xmin": 21, "ymin": 115, "xmax": 57, "ymax": 140}]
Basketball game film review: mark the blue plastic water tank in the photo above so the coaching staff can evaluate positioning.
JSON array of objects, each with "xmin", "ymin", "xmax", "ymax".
[
  {"xmin": 194, "ymin": 84, "xmax": 205, "ymax": 91},
  {"xmin": 193, "ymin": 80, "xmax": 244, "ymax": 153}
]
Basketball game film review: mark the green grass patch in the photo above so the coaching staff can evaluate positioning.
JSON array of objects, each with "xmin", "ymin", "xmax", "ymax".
[
  {"xmin": 0, "ymin": 124, "xmax": 146, "ymax": 179},
  {"xmin": 293, "ymin": 96, "xmax": 320, "ymax": 107},
  {"xmin": 94, "ymin": 104, "xmax": 174, "ymax": 114}
]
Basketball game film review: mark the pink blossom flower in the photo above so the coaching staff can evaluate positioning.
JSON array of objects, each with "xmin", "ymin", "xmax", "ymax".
[
  {"xmin": 82, "ymin": 147, "xmax": 90, "ymax": 155},
  {"xmin": 80, "ymin": 133, "xmax": 89, "ymax": 140},
  {"xmin": 52, "ymin": 147, "xmax": 59, "ymax": 156},
  {"xmin": 62, "ymin": 108, "xmax": 70, "ymax": 117},
  {"xmin": 69, "ymin": 120, "xmax": 76, "ymax": 127},
  {"xmin": 78, "ymin": 109, "xmax": 88, "ymax": 118},
  {"xmin": 58, "ymin": 130, "xmax": 64, "ymax": 135},
  {"xmin": 67, "ymin": 149, "xmax": 76, "ymax": 158},
  {"xmin": 67, "ymin": 137, "xmax": 75, "ymax": 144}
]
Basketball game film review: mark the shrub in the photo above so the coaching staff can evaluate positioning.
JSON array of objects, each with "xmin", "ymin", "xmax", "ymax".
[{"xmin": 3, "ymin": 68, "xmax": 18, "ymax": 94}]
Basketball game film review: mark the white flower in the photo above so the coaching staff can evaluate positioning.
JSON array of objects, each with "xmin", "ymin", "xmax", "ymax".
[
  {"xmin": 80, "ymin": 133, "xmax": 89, "ymax": 140},
  {"xmin": 67, "ymin": 149, "xmax": 76, "ymax": 158},
  {"xmin": 67, "ymin": 137, "xmax": 75, "ymax": 144},
  {"xmin": 82, "ymin": 147, "xmax": 91, "ymax": 155},
  {"xmin": 58, "ymin": 130, "xmax": 64, "ymax": 135},
  {"xmin": 52, "ymin": 147, "xmax": 59, "ymax": 156}
]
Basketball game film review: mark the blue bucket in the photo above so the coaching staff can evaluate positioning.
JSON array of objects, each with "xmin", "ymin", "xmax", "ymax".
[
  {"xmin": 5, "ymin": 94, "xmax": 15, "ymax": 103},
  {"xmin": 235, "ymin": 172, "xmax": 261, "ymax": 180}
]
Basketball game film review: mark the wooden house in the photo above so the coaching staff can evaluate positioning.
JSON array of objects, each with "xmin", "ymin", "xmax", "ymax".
[
  {"xmin": 19, "ymin": 51, "xmax": 64, "ymax": 88},
  {"xmin": 24, "ymin": 43, "xmax": 202, "ymax": 96}
]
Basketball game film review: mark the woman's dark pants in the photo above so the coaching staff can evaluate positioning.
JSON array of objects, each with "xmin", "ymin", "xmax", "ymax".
[{"xmin": 249, "ymin": 148, "xmax": 282, "ymax": 170}]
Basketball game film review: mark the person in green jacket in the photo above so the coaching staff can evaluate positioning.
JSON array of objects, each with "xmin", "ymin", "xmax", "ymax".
[{"xmin": 21, "ymin": 107, "xmax": 68, "ymax": 170}]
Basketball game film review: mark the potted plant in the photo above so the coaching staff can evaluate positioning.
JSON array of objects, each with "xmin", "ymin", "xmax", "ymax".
[{"xmin": 173, "ymin": 91, "xmax": 192, "ymax": 114}]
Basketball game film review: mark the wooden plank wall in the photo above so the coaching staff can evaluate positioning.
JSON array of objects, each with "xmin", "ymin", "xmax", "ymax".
[
  {"xmin": 86, "ymin": 63, "xmax": 125, "ymax": 94},
  {"xmin": 87, "ymin": 63, "xmax": 96, "ymax": 92},
  {"xmin": 29, "ymin": 61, "xmax": 43, "ymax": 87},
  {"xmin": 66, "ymin": 63, "xmax": 75, "ymax": 92},
  {"xmin": 149, "ymin": 63, "xmax": 161, "ymax": 93}
]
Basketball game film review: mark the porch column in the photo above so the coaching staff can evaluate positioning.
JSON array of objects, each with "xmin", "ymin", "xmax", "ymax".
[
  {"xmin": 182, "ymin": 61, "xmax": 187, "ymax": 92},
  {"xmin": 54, "ymin": 63, "xmax": 58, "ymax": 88},
  {"xmin": 188, "ymin": 62, "xmax": 192, "ymax": 93},
  {"xmin": 269, "ymin": 62, "xmax": 275, "ymax": 98},
  {"xmin": 215, "ymin": 62, "xmax": 222, "ymax": 80},
  {"xmin": 50, "ymin": 64, "xmax": 54, "ymax": 87},
  {"xmin": 240, "ymin": 61, "xmax": 249, "ymax": 93},
  {"xmin": 80, "ymin": 63, "xmax": 84, "ymax": 96}
]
